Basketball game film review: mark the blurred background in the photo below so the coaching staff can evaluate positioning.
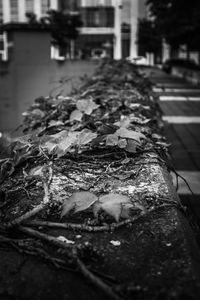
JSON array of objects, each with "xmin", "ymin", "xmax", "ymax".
[{"xmin": 0, "ymin": 0, "xmax": 200, "ymax": 132}]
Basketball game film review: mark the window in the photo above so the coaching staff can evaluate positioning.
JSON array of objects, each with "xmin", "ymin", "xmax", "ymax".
[
  {"xmin": 81, "ymin": 7, "xmax": 114, "ymax": 27},
  {"xmin": 25, "ymin": 0, "xmax": 34, "ymax": 13},
  {"xmin": 10, "ymin": 0, "xmax": 19, "ymax": 22},
  {"xmin": 41, "ymin": 0, "xmax": 50, "ymax": 16}
]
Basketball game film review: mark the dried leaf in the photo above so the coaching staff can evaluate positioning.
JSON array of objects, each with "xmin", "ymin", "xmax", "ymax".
[
  {"xmin": 69, "ymin": 109, "xmax": 83, "ymax": 122},
  {"xmin": 55, "ymin": 131, "xmax": 79, "ymax": 157},
  {"xmin": 29, "ymin": 165, "xmax": 44, "ymax": 177},
  {"xmin": 98, "ymin": 124, "xmax": 117, "ymax": 135},
  {"xmin": 120, "ymin": 203, "xmax": 133, "ymax": 218},
  {"xmin": 94, "ymin": 193, "xmax": 131, "ymax": 222},
  {"xmin": 114, "ymin": 116, "xmax": 131, "ymax": 128},
  {"xmin": 43, "ymin": 141, "xmax": 57, "ymax": 153},
  {"xmin": 77, "ymin": 129, "xmax": 97, "ymax": 146},
  {"xmin": 76, "ymin": 99, "xmax": 99, "ymax": 115},
  {"xmin": 31, "ymin": 109, "xmax": 45, "ymax": 118},
  {"xmin": 47, "ymin": 130, "xmax": 69, "ymax": 143},
  {"xmin": 118, "ymin": 138, "xmax": 127, "ymax": 148},
  {"xmin": 42, "ymin": 130, "xmax": 79, "ymax": 157},
  {"xmin": 125, "ymin": 139, "xmax": 137, "ymax": 153},
  {"xmin": 116, "ymin": 128, "xmax": 146, "ymax": 142},
  {"xmin": 61, "ymin": 191, "xmax": 98, "ymax": 217},
  {"xmin": 106, "ymin": 133, "xmax": 118, "ymax": 146}
]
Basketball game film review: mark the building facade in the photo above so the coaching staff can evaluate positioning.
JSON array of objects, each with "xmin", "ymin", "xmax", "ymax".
[
  {"xmin": 0, "ymin": 0, "xmax": 146, "ymax": 61},
  {"xmin": 0, "ymin": 0, "xmax": 58, "ymax": 23}
]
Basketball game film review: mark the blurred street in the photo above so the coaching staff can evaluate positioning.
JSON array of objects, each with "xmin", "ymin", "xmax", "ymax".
[{"xmin": 148, "ymin": 68, "xmax": 200, "ymax": 218}]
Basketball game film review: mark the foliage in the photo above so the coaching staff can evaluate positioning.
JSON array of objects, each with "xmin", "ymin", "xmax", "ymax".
[
  {"xmin": 137, "ymin": 18, "xmax": 161, "ymax": 54},
  {"xmin": 0, "ymin": 60, "xmax": 168, "ymax": 226},
  {"xmin": 26, "ymin": 10, "xmax": 83, "ymax": 54},
  {"xmin": 45, "ymin": 10, "xmax": 83, "ymax": 53},
  {"xmin": 146, "ymin": 0, "xmax": 200, "ymax": 51},
  {"xmin": 61, "ymin": 191, "xmax": 144, "ymax": 222}
]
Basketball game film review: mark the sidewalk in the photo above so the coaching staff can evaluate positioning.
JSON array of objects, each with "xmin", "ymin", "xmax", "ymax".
[{"xmin": 148, "ymin": 66, "xmax": 200, "ymax": 223}]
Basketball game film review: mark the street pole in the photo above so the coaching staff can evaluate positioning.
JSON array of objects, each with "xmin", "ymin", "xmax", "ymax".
[
  {"xmin": 162, "ymin": 38, "xmax": 170, "ymax": 62},
  {"xmin": 114, "ymin": 0, "xmax": 122, "ymax": 60},
  {"xmin": 130, "ymin": 0, "xmax": 138, "ymax": 58}
]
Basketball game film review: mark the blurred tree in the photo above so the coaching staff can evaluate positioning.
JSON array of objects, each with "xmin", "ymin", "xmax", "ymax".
[
  {"xmin": 26, "ymin": 10, "xmax": 82, "ymax": 59},
  {"xmin": 146, "ymin": 0, "xmax": 200, "ymax": 53},
  {"xmin": 45, "ymin": 10, "xmax": 83, "ymax": 58},
  {"xmin": 137, "ymin": 19, "xmax": 161, "ymax": 54}
]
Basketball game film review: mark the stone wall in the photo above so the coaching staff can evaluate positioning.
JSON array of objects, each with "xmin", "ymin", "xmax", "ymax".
[{"xmin": 0, "ymin": 30, "xmax": 98, "ymax": 132}]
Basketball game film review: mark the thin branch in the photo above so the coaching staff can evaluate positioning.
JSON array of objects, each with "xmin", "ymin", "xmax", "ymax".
[
  {"xmin": 5, "ymin": 179, "xmax": 50, "ymax": 229},
  {"xmin": 76, "ymin": 258, "xmax": 122, "ymax": 300},
  {"xmin": 26, "ymin": 204, "xmax": 174, "ymax": 232},
  {"xmin": 172, "ymin": 169, "xmax": 195, "ymax": 196},
  {"xmin": 5, "ymin": 202, "xmax": 48, "ymax": 229},
  {"xmin": 18, "ymin": 226, "xmax": 123, "ymax": 300}
]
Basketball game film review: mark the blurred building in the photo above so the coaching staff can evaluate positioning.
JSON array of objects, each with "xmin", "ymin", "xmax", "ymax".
[
  {"xmin": 0, "ymin": 0, "xmax": 147, "ymax": 61},
  {"xmin": 0, "ymin": 0, "xmax": 148, "ymax": 132},
  {"xmin": 0, "ymin": 0, "xmax": 58, "ymax": 23}
]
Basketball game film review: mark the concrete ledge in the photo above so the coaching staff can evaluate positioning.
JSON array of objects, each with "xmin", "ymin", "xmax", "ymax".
[
  {"xmin": 1, "ymin": 61, "xmax": 200, "ymax": 299},
  {"xmin": 1, "ymin": 206, "xmax": 200, "ymax": 300}
]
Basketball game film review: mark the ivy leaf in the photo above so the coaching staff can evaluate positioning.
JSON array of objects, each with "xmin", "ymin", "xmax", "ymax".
[
  {"xmin": 42, "ymin": 141, "xmax": 57, "ymax": 153},
  {"xmin": 77, "ymin": 129, "xmax": 97, "ymax": 146},
  {"xmin": 55, "ymin": 131, "xmax": 79, "ymax": 157},
  {"xmin": 98, "ymin": 124, "xmax": 117, "ymax": 135},
  {"xmin": 61, "ymin": 191, "xmax": 98, "ymax": 217},
  {"xmin": 42, "ymin": 130, "xmax": 79, "ymax": 157},
  {"xmin": 76, "ymin": 99, "xmax": 99, "ymax": 115},
  {"xmin": 114, "ymin": 116, "xmax": 131, "ymax": 128},
  {"xmin": 29, "ymin": 165, "xmax": 44, "ymax": 177},
  {"xmin": 93, "ymin": 193, "xmax": 132, "ymax": 222},
  {"xmin": 118, "ymin": 138, "xmax": 127, "ymax": 149},
  {"xmin": 46, "ymin": 130, "xmax": 69, "ymax": 143},
  {"xmin": 116, "ymin": 128, "xmax": 146, "ymax": 142},
  {"xmin": 31, "ymin": 109, "xmax": 45, "ymax": 118},
  {"xmin": 125, "ymin": 139, "xmax": 137, "ymax": 153},
  {"xmin": 120, "ymin": 203, "xmax": 134, "ymax": 218},
  {"xmin": 106, "ymin": 133, "xmax": 118, "ymax": 146},
  {"xmin": 69, "ymin": 109, "xmax": 83, "ymax": 122}
]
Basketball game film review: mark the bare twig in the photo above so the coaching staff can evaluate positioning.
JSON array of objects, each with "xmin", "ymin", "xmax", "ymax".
[
  {"xmin": 18, "ymin": 226, "xmax": 122, "ymax": 300},
  {"xmin": 5, "ymin": 180, "xmax": 50, "ymax": 229},
  {"xmin": 26, "ymin": 204, "xmax": 174, "ymax": 232},
  {"xmin": 5, "ymin": 164, "xmax": 54, "ymax": 228},
  {"xmin": 172, "ymin": 169, "xmax": 195, "ymax": 196},
  {"xmin": 76, "ymin": 258, "xmax": 122, "ymax": 300},
  {"xmin": 5, "ymin": 202, "xmax": 48, "ymax": 229}
]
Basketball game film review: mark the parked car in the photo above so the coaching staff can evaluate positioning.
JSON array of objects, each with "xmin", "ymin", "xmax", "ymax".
[
  {"xmin": 126, "ymin": 56, "xmax": 147, "ymax": 65},
  {"xmin": 162, "ymin": 58, "xmax": 199, "ymax": 73}
]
